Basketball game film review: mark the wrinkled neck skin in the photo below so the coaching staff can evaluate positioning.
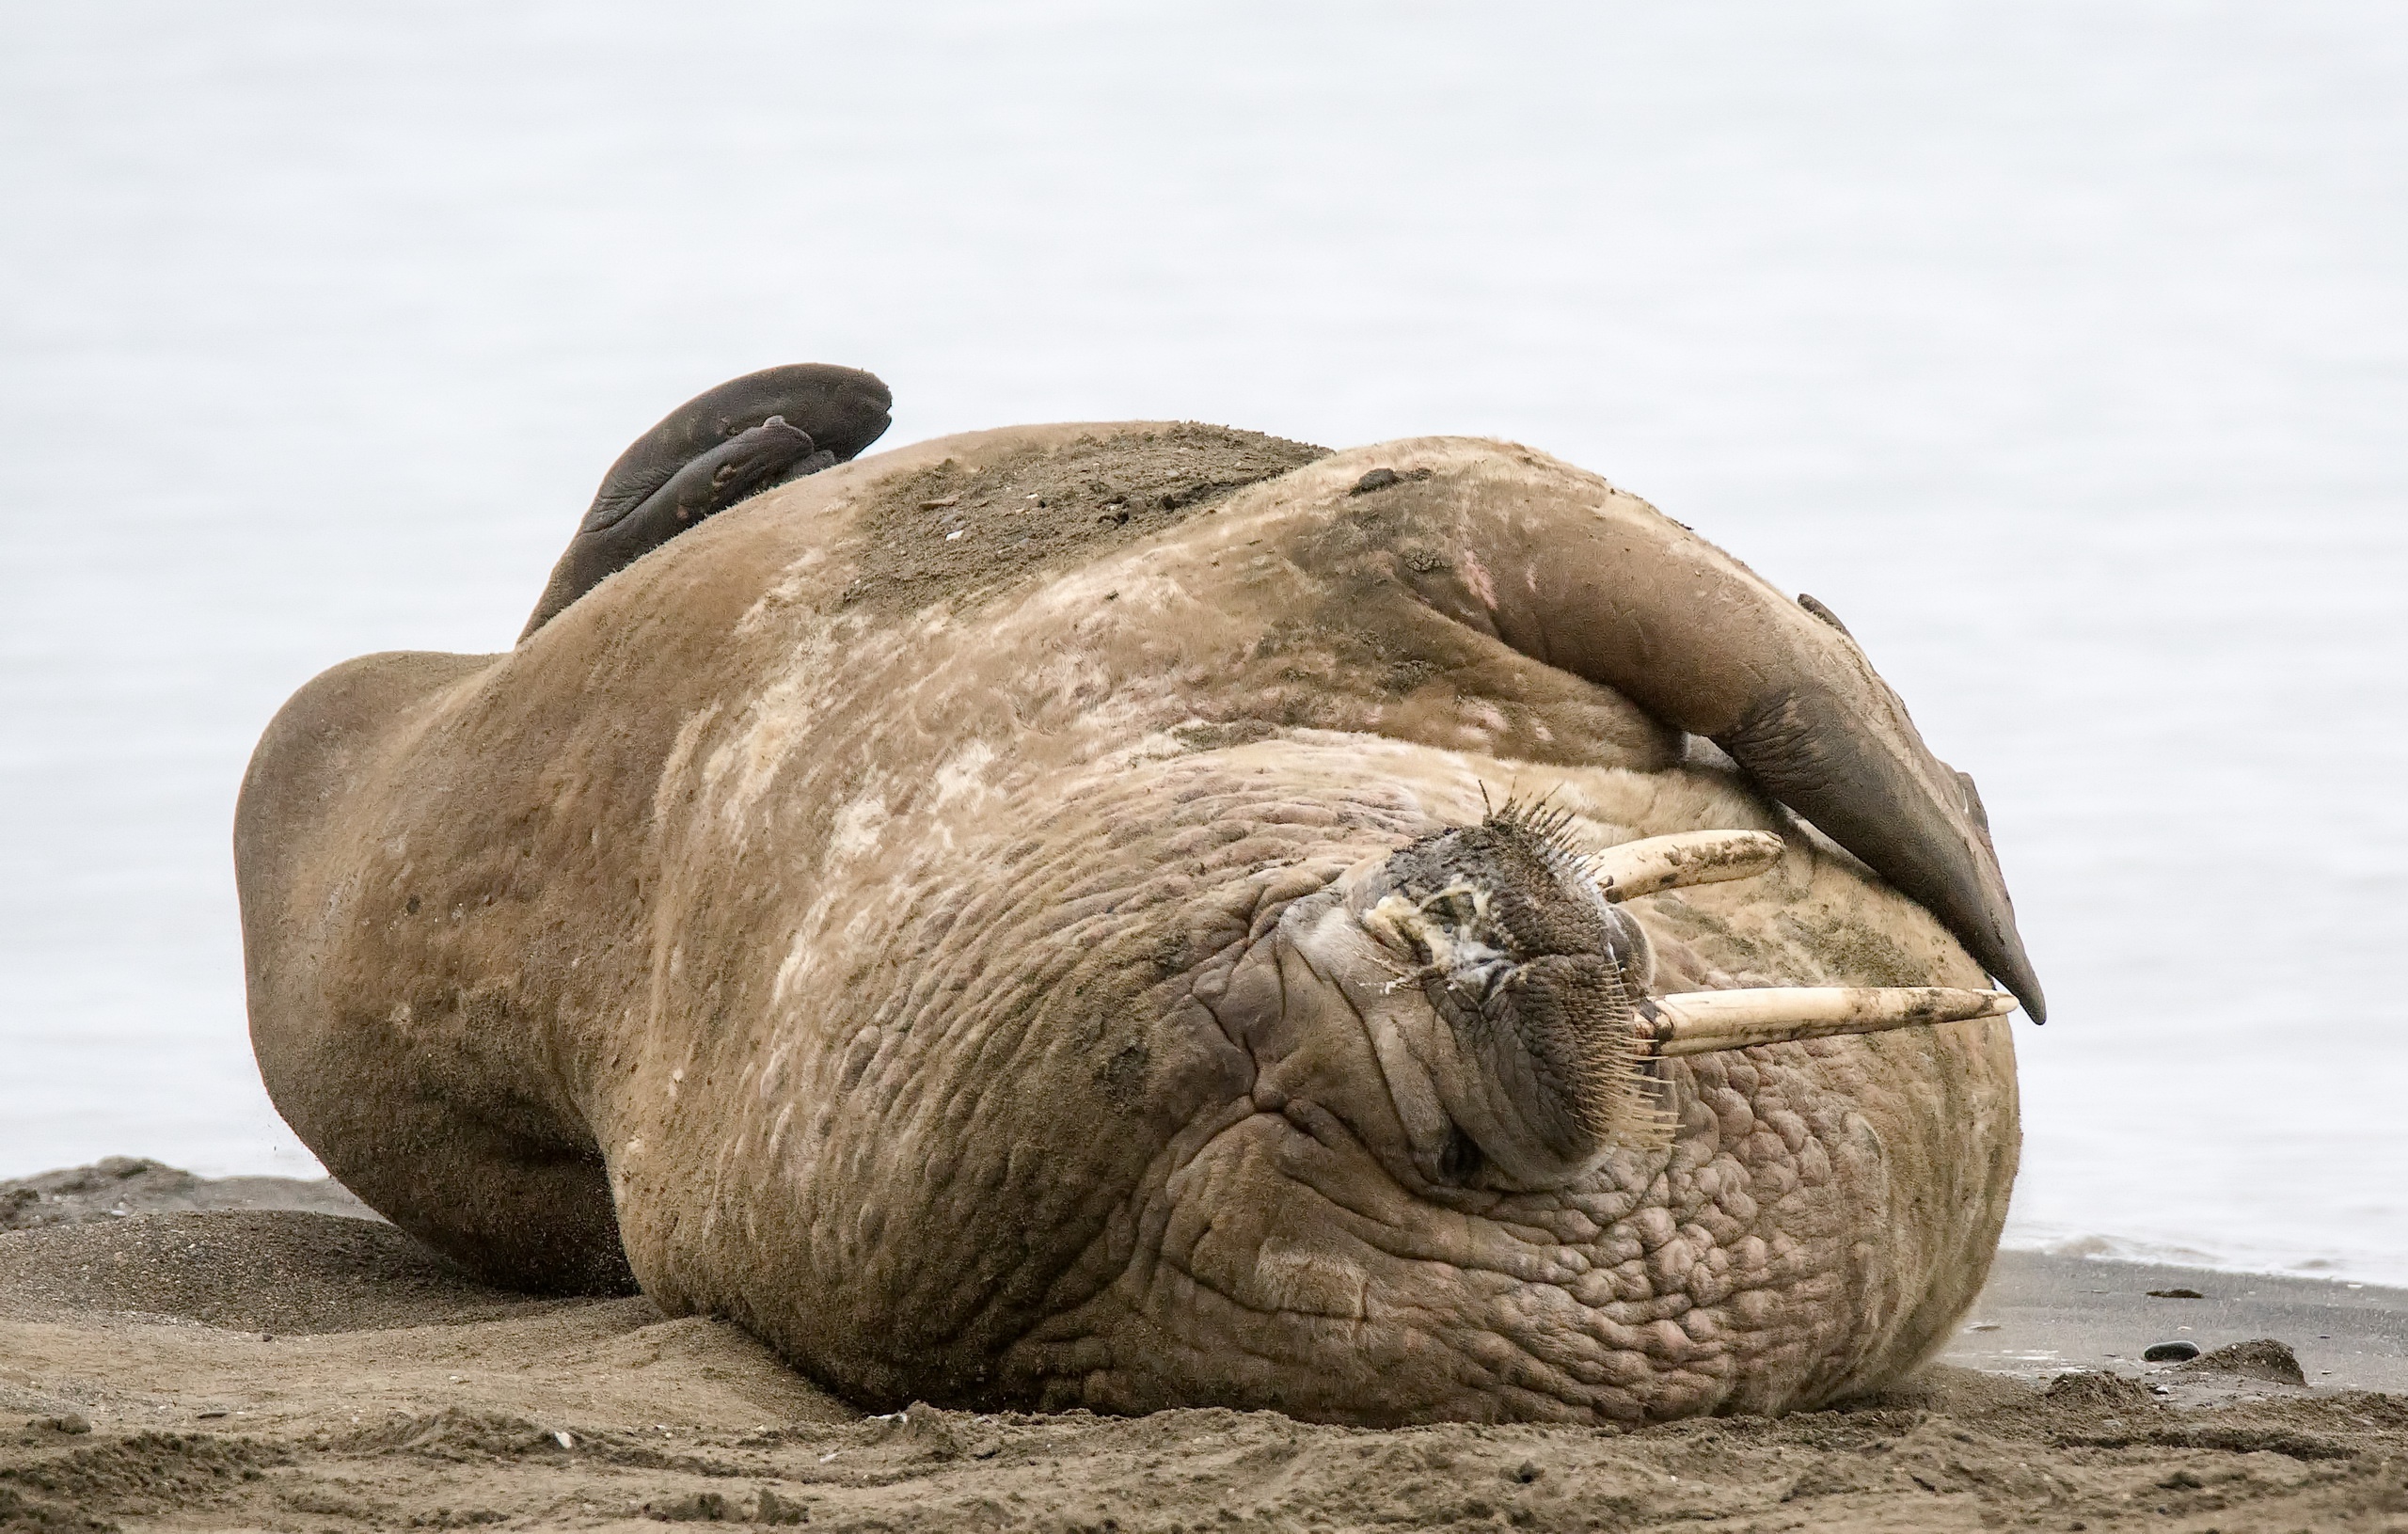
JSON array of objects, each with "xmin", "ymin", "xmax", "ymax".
[{"xmin": 249, "ymin": 431, "xmax": 2019, "ymax": 1426}]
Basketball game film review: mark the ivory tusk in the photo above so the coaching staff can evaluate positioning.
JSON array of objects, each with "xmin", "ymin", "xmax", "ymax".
[
  {"xmin": 1590, "ymin": 830, "xmax": 1786, "ymax": 903},
  {"xmin": 1641, "ymin": 987, "xmax": 2017, "ymax": 1058}
]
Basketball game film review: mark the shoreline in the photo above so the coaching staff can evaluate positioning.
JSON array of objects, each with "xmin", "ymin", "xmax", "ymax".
[
  {"xmin": 1950, "ymin": 1248, "xmax": 2408, "ymax": 1395},
  {"xmin": 1997, "ymin": 1222, "xmax": 2408, "ymax": 1296}
]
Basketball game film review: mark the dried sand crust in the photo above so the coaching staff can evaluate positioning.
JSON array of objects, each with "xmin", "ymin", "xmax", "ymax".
[{"xmin": 5, "ymin": 1172, "xmax": 2408, "ymax": 1531}]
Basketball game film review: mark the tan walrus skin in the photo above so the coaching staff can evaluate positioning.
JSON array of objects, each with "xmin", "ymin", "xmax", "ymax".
[{"xmin": 237, "ymin": 403, "xmax": 2039, "ymax": 1425}]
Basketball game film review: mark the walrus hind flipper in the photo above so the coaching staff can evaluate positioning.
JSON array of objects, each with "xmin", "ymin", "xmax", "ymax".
[
  {"xmin": 519, "ymin": 363, "xmax": 893, "ymax": 640},
  {"xmin": 587, "ymin": 415, "xmax": 816, "ymax": 536}
]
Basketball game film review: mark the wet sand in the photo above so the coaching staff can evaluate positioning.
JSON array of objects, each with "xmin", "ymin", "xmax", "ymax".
[
  {"xmin": 6, "ymin": 1162, "xmax": 2406, "ymax": 1531},
  {"xmin": 1946, "ymin": 1249, "xmax": 2408, "ymax": 1397}
]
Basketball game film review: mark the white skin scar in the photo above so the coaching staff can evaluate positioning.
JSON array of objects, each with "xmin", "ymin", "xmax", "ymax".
[{"xmin": 1459, "ymin": 546, "xmax": 1497, "ymax": 609}]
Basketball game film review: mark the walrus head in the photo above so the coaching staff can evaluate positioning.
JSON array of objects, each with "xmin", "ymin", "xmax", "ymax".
[
  {"xmin": 1338, "ymin": 805, "xmax": 1663, "ymax": 1186},
  {"xmin": 1275, "ymin": 806, "xmax": 2011, "ymax": 1194}
]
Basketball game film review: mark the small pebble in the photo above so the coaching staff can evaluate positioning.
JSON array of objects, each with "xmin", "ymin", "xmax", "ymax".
[{"xmin": 2143, "ymin": 1340, "xmax": 2201, "ymax": 1362}]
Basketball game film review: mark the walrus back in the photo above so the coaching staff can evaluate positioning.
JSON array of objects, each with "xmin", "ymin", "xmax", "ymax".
[
  {"xmin": 235, "ymin": 650, "xmax": 495, "ymax": 912},
  {"xmin": 234, "ymin": 648, "xmax": 642, "ymax": 1294}
]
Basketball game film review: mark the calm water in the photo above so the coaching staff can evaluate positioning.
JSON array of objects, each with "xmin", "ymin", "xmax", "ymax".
[{"xmin": 5, "ymin": 4, "xmax": 2403, "ymax": 1281}]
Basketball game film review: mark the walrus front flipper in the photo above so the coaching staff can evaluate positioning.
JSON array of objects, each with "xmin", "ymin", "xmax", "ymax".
[
  {"xmin": 1398, "ymin": 474, "xmax": 2045, "ymax": 1020},
  {"xmin": 520, "ymin": 364, "xmax": 893, "ymax": 640}
]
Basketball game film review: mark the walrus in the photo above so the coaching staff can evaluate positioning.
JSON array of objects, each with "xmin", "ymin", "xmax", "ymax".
[{"xmin": 236, "ymin": 368, "xmax": 2039, "ymax": 1424}]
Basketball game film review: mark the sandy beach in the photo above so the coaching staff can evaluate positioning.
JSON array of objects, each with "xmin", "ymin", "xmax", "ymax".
[{"xmin": 5, "ymin": 1161, "xmax": 2406, "ymax": 1532}]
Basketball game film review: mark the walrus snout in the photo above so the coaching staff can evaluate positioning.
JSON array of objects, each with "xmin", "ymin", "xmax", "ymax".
[{"xmin": 1291, "ymin": 807, "xmax": 1671, "ymax": 1192}]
